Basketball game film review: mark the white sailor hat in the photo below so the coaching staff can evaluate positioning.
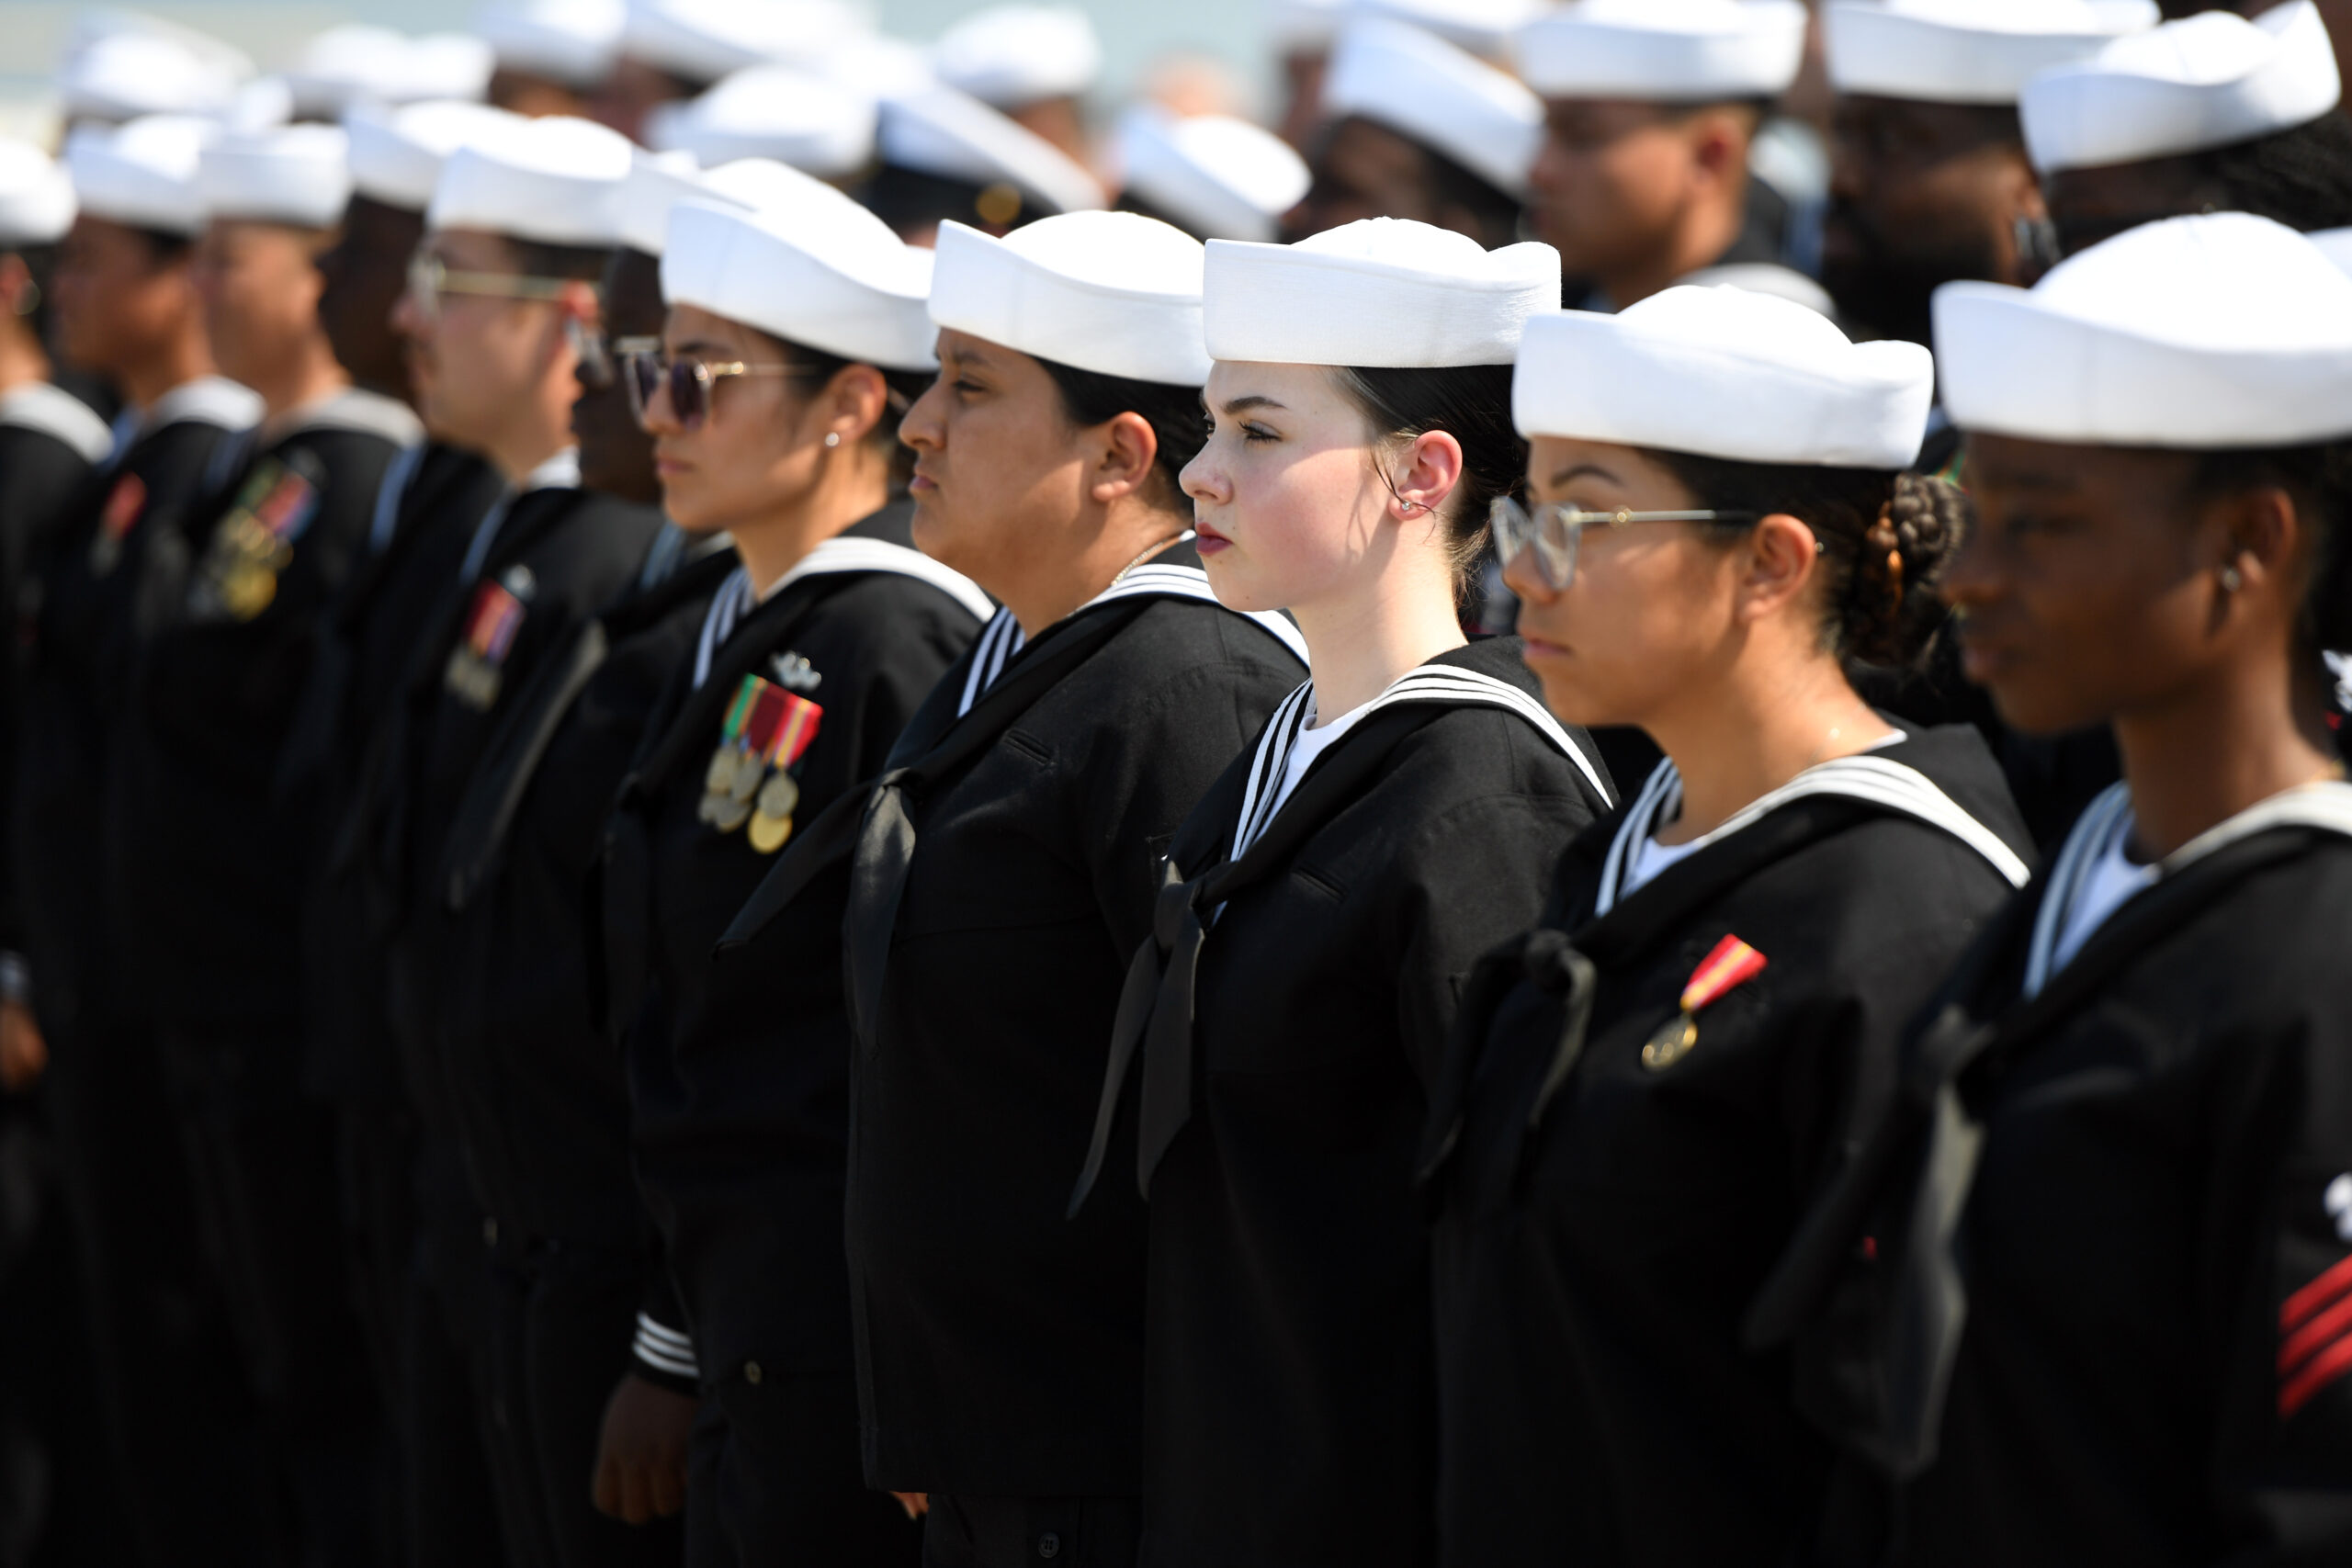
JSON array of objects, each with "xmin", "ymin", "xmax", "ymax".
[
  {"xmin": 1322, "ymin": 19, "xmax": 1543, "ymax": 201},
  {"xmin": 1515, "ymin": 0, "xmax": 1808, "ymax": 102},
  {"xmin": 929, "ymin": 211, "xmax": 1209, "ymax": 384},
  {"xmin": 429, "ymin": 114, "xmax": 634, "ymax": 246},
  {"xmin": 288, "ymin": 28, "xmax": 496, "ymax": 119},
  {"xmin": 2310, "ymin": 225, "xmax": 2352, "ymax": 276},
  {"xmin": 477, "ymin": 0, "xmax": 626, "ymax": 87},
  {"xmin": 876, "ymin": 85, "xmax": 1106, "ymax": 216},
  {"xmin": 1935, "ymin": 211, "xmax": 2352, "ymax": 447},
  {"xmin": 0, "ymin": 143, "xmax": 77, "ymax": 248},
  {"xmin": 403, "ymin": 35, "xmax": 500, "ymax": 103},
  {"xmin": 617, "ymin": 150, "xmax": 846, "ymax": 253},
  {"xmin": 648, "ymin": 66, "xmax": 876, "ymax": 178},
  {"xmin": 196, "ymin": 124, "xmax": 352, "ymax": 228},
  {"xmin": 66, "ymin": 115, "xmax": 217, "ymax": 235},
  {"xmin": 814, "ymin": 34, "xmax": 938, "ymax": 98},
  {"xmin": 2021, "ymin": 1, "xmax": 2340, "ymax": 175},
  {"xmin": 1514, "ymin": 285, "xmax": 1932, "ymax": 466},
  {"xmin": 58, "ymin": 32, "xmax": 243, "ymax": 123},
  {"xmin": 1114, "ymin": 108, "xmax": 1310, "ymax": 243},
  {"xmin": 1204, "ymin": 218, "xmax": 1559, "ymax": 368},
  {"xmin": 1349, "ymin": 0, "xmax": 1547, "ymax": 59},
  {"xmin": 1826, "ymin": 0, "xmax": 2158, "ymax": 106},
  {"xmin": 930, "ymin": 6, "xmax": 1102, "ymax": 108},
  {"xmin": 619, "ymin": 0, "xmax": 865, "ymax": 85},
  {"xmin": 346, "ymin": 100, "xmax": 526, "ymax": 211},
  {"xmin": 665, "ymin": 189, "xmax": 937, "ymax": 370},
  {"xmin": 1272, "ymin": 0, "xmax": 1346, "ymax": 53}
]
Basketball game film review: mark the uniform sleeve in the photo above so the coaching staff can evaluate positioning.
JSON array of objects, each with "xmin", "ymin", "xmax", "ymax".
[
  {"xmin": 630, "ymin": 1270, "xmax": 700, "ymax": 1396},
  {"xmin": 2208, "ymin": 1013, "xmax": 2352, "ymax": 1560}
]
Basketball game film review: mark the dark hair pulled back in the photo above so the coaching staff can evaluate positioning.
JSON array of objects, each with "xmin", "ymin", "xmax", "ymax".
[
  {"xmin": 1035, "ymin": 355, "xmax": 1205, "ymax": 512},
  {"xmin": 1640, "ymin": 450, "xmax": 1969, "ymax": 668},
  {"xmin": 2191, "ymin": 112, "xmax": 2352, "ymax": 235},
  {"xmin": 770, "ymin": 331, "xmax": 933, "ymax": 491},
  {"xmin": 1333, "ymin": 362, "xmax": 1526, "ymax": 598},
  {"xmin": 2187, "ymin": 438, "xmax": 2352, "ymax": 655}
]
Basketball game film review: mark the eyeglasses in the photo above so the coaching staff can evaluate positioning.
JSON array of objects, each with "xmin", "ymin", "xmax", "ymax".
[
  {"xmin": 570, "ymin": 322, "xmax": 661, "ymax": 392},
  {"xmin": 620, "ymin": 349, "xmax": 820, "ymax": 432},
  {"xmin": 1489, "ymin": 497, "xmax": 1758, "ymax": 591},
  {"xmin": 405, "ymin": 251, "xmax": 578, "ymax": 323}
]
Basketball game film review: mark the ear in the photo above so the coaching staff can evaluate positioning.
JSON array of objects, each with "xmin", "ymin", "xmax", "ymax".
[
  {"xmin": 0, "ymin": 253, "xmax": 32, "ymax": 317},
  {"xmin": 819, "ymin": 361, "xmax": 890, "ymax": 448},
  {"xmin": 1733, "ymin": 512, "xmax": 1820, "ymax": 626},
  {"xmin": 1388, "ymin": 429, "xmax": 1466, "ymax": 525},
  {"xmin": 2216, "ymin": 482, "xmax": 2302, "ymax": 608},
  {"xmin": 1688, "ymin": 107, "xmax": 1748, "ymax": 191},
  {"xmin": 1090, "ymin": 410, "xmax": 1161, "ymax": 504}
]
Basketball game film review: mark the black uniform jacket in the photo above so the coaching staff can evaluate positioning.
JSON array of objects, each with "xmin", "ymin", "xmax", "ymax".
[
  {"xmin": 361, "ymin": 480, "xmax": 662, "ymax": 1137},
  {"xmin": 1423, "ymin": 725, "xmax": 2031, "ymax": 1568},
  {"xmin": 605, "ymin": 507, "xmax": 986, "ymax": 1388},
  {"xmin": 0, "ymin": 385, "xmax": 111, "ymax": 962},
  {"xmin": 293, "ymin": 442, "xmax": 507, "ymax": 1100},
  {"xmin": 435, "ymin": 541, "xmax": 735, "ymax": 1247},
  {"xmin": 116, "ymin": 389, "xmax": 418, "ymax": 1023},
  {"xmin": 1105, "ymin": 637, "xmax": 1615, "ymax": 1568},
  {"xmin": 724, "ymin": 538, "xmax": 1306, "ymax": 1496},
  {"xmin": 1751, "ymin": 782, "xmax": 2352, "ymax": 1567},
  {"xmin": 11, "ymin": 383, "xmax": 253, "ymax": 1035}
]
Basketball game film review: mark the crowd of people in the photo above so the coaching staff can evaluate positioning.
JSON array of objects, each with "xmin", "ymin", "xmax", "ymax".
[{"xmin": 0, "ymin": 0, "xmax": 2346, "ymax": 1563}]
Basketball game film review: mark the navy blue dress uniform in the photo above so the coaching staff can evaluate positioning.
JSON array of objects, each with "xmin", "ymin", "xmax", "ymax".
[
  {"xmin": 605, "ymin": 508, "xmax": 988, "ymax": 1566},
  {"xmin": 723, "ymin": 537, "xmax": 1306, "ymax": 1564},
  {"xmin": 1080, "ymin": 639, "xmax": 1613, "ymax": 1567},
  {"xmin": 435, "ymin": 532, "xmax": 733, "ymax": 1568},
  {"xmin": 1426, "ymin": 731, "xmax": 2030, "ymax": 1566}
]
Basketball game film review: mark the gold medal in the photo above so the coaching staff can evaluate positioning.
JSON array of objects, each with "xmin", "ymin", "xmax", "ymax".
[
  {"xmin": 745, "ymin": 809, "xmax": 793, "ymax": 854},
  {"xmin": 754, "ymin": 771, "xmax": 798, "ymax": 821},
  {"xmin": 1640, "ymin": 1012, "xmax": 1697, "ymax": 1072},
  {"xmin": 220, "ymin": 564, "xmax": 277, "ymax": 620}
]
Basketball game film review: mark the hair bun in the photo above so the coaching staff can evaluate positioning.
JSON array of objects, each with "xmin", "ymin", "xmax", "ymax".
[{"xmin": 1843, "ymin": 470, "xmax": 1969, "ymax": 667}]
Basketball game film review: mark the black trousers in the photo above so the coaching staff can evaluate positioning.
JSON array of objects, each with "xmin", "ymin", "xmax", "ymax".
[
  {"xmin": 685, "ymin": 1363, "xmax": 919, "ymax": 1568},
  {"xmin": 920, "ymin": 1495, "xmax": 1138, "ymax": 1568},
  {"xmin": 46, "ymin": 1010, "xmax": 278, "ymax": 1567},
  {"xmin": 486, "ymin": 1235, "xmax": 684, "ymax": 1568}
]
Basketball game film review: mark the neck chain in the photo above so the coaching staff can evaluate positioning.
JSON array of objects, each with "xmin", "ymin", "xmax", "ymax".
[{"xmin": 1111, "ymin": 531, "xmax": 1184, "ymax": 586}]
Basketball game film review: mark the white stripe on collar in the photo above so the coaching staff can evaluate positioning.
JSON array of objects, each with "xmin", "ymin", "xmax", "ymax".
[
  {"xmin": 0, "ymin": 383, "xmax": 111, "ymax": 464},
  {"xmin": 1594, "ymin": 751, "xmax": 2031, "ymax": 919},
  {"xmin": 690, "ymin": 536, "xmax": 993, "ymax": 692},
  {"xmin": 2022, "ymin": 778, "xmax": 2352, "ymax": 998},
  {"xmin": 366, "ymin": 442, "xmax": 424, "ymax": 555},
  {"xmin": 1227, "ymin": 663, "xmax": 1606, "ymax": 863},
  {"xmin": 140, "ymin": 376, "xmax": 263, "ymax": 440},
  {"xmin": 951, "ymin": 544, "xmax": 1306, "ymax": 719}
]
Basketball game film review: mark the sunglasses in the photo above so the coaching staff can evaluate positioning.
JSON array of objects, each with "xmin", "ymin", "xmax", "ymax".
[
  {"xmin": 620, "ymin": 349, "xmax": 820, "ymax": 432},
  {"xmin": 570, "ymin": 323, "xmax": 661, "ymax": 392},
  {"xmin": 406, "ymin": 251, "xmax": 578, "ymax": 323},
  {"xmin": 1489, "ymin": 497, "xmax": 1758, "ymax": 592}
]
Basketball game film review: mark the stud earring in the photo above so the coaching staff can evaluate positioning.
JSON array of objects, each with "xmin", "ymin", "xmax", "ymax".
[
  {"xmin": 823, "ymin": 432, "xmax": 840, "ymax": 448},
  {"xmin": 2220, "ymin": 563, "xmax": 2244, "ymax": 592}
]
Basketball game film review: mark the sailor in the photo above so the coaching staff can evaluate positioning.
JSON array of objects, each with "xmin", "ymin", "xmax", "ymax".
[
  {"xmin": 352, "ymin": 112, "xmax": 659, "ymax": 1565},
  {"xmin": 116, "ymin": 118, "xmax": 423, "ymax": 1563},
  {"xmin": 1057, "ymin": 216, "xmax": 1610, "ymax": 1564},
  {"xmin": 718, "ymin": 209, "xmax": 1306, "ymax": 1568},
  {"xmin": 596, "ymin": 181, "xmax": 988, "ymax": 1566},
  {"xmin": 1420, "ymin": 283, "xmax": 2033, "ymax": 1566},
  {"xmin": 1752, "ymin": 212, "xmax": 2352, "ymax": 1568},
  {"xmin": 54, "ymin": 28, "xmax": 249, "ymax": 130},
  {"xmin": 284, "ymin": 26, "xmax": 495, "ymax": 124},
  {"xmin": 927, "ymin": 6, "xmax": 1102, "ymax": 164},
  {"xmin": 1110, "ymin": 107, "xmax": 1309, "ymax": 243},
  {"xmin": 859, "ymin": 83, "xmax": 1106, "ymax": 245},
  {"xmin": 1282, "ymin": 18, "xmax": 1540, "ymax": 251},
  {"xmin": 594, "ymin": 0, "xmax": 864, "ymax": 146},
  {"xmin": 642, "ymin": 64, "xmax": 877, "ymax": 182},
  {"xmin": 1820, "ymin": 0, "xmax": 2154, "ymax": 348},
  {"xmin": 2020, "ymin": 0, "xmax": 2352, "ymax": 257},
  {"xmin": 425, "ymin": 146, "xmax": 787, "ymax": 1568},
  {"xmin": 13, "ymin": 111, "xmax": 269, "ymax": 1567},
  {"xmin": 477, "ymin": 0, "xmax": 627, "ymax": 118},
  {"xmin": 1511, "ymin": 0, "xmax": 1821, "ymax": 314}
]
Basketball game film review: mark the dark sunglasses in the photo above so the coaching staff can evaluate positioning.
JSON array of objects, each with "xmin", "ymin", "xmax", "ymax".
[{"xmin": 620, "ymin": 348, "xmax": 820, "ymax": 432}]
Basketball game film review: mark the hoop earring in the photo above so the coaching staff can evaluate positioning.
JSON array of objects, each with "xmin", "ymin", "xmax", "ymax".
[{"xmin": 823, "ymin": 432, "xmax": 841, "ymax": 448}]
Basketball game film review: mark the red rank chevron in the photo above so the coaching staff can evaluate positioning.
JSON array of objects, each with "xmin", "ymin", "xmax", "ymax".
[{"xmin": 2279, "ymin": 1252, "xmax": 2352, "ymax": 1418}]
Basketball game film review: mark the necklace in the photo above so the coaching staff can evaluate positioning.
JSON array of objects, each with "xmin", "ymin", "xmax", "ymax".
[{"xmin": 1110, "ymin": 531, "xmax": 1184, "ymax": 586}]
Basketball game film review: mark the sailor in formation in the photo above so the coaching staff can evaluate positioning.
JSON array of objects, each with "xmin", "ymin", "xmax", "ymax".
[{"xmin": 0, "ymin": 3, "xmax": 2343, "ymax": 1567}]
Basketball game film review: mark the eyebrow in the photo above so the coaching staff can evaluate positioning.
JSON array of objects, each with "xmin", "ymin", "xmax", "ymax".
[
  {"xmin": 1547, "ymin": 462, "xmax": 1623, "ymax": 489},
  {"xmin": 1218, "ymin": 395, "xmax": 1287, "ymax": 416}
]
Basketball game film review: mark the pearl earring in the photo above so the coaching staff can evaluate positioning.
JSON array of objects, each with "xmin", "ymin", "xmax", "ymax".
[
  {"xmin": 823, "ymin": 432, "xmax": 841, "ymax": 448},
  {"xmin": 2220, "ymin": 563, "xmax": 2244, "ymax": 592}
]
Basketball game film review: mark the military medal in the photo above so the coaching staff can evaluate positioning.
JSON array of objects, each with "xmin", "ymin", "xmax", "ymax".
[
  {"xmin": 188, "ymin": 459, "xmax": 319, "ymax": 622},
  {"xmin": 444, "ymin": 580, "xmax": 526, "ymax": 710},
  {"xmin": 89, "ymin": 472, "xmax": 146, "ymax": 576},
  {"xmin": 1641, "ymin": 933, "xmax": 1767, "ymax": 1071},
  {"xmin": 700, "ymin": 671, "xmax": 822, "ymax": 852}
]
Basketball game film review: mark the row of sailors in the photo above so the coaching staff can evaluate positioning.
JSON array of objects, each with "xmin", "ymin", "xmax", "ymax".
[{"xmin": 0, "ymin": 4, "xmax": 2346, "ymax": 1568}]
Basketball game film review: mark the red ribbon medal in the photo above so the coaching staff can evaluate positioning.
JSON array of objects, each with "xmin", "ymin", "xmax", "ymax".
[{"xmin": 1641, "ymin": 933, "xmax": 1768, "ymax": 1071}]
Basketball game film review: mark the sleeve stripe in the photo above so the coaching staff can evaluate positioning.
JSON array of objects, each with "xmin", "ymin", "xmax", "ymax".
[
  {"xmin": 2280, "ymin": 1328, "xmax": 2352, "ymax": 1419},
  {"xmin": 2282, "ymin": 1252, "xmax": 2352, "ymax": 1332},
  {"xmin": 2281, "ymin": 1287, "xmax": 2352, "ymax": 1378}
]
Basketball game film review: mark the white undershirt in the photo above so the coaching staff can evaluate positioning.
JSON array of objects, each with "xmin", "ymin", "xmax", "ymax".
[
  {"xmin": 1617, "ymin": 729, "xmax": 1907, "ymax": 899},
  {"xmin": 2049, "ymin": 811, "xmax": 2157, "ymax": 974},
  {"xmin": 1229, "ymin": 698, "xmax": 1370, "ymax": 861}
]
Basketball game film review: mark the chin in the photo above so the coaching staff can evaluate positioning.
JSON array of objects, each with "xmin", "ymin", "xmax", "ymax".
[{"xmin": 1983, "ymin": 680, "xmax": 2109, "ymax": 741}]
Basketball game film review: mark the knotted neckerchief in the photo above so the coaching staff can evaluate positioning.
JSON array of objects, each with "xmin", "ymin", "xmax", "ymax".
[
  {"xmin": 1066, "ymin": 664, "xmax": 1607, "ymax": 1215},
  {"xmin": 716, "ymin": 560, "xmax": 1305, "ymax": 1064},
  {"xmin": 1743, "ymin": 778, "xmax": 2352, "ymax": 1480}
]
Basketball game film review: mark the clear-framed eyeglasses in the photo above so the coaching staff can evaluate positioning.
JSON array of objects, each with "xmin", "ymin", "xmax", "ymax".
[
  {"xmin": 619, "ymin": 348, "xmax": 822, "ymax": 432},
  {"xmin": 405, "ymin": 250, "xmax": 577, "ymax": 323},
  {"xmin": 1488, "ymin": 497, "xmax": 1759, "ymax": 592}
]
